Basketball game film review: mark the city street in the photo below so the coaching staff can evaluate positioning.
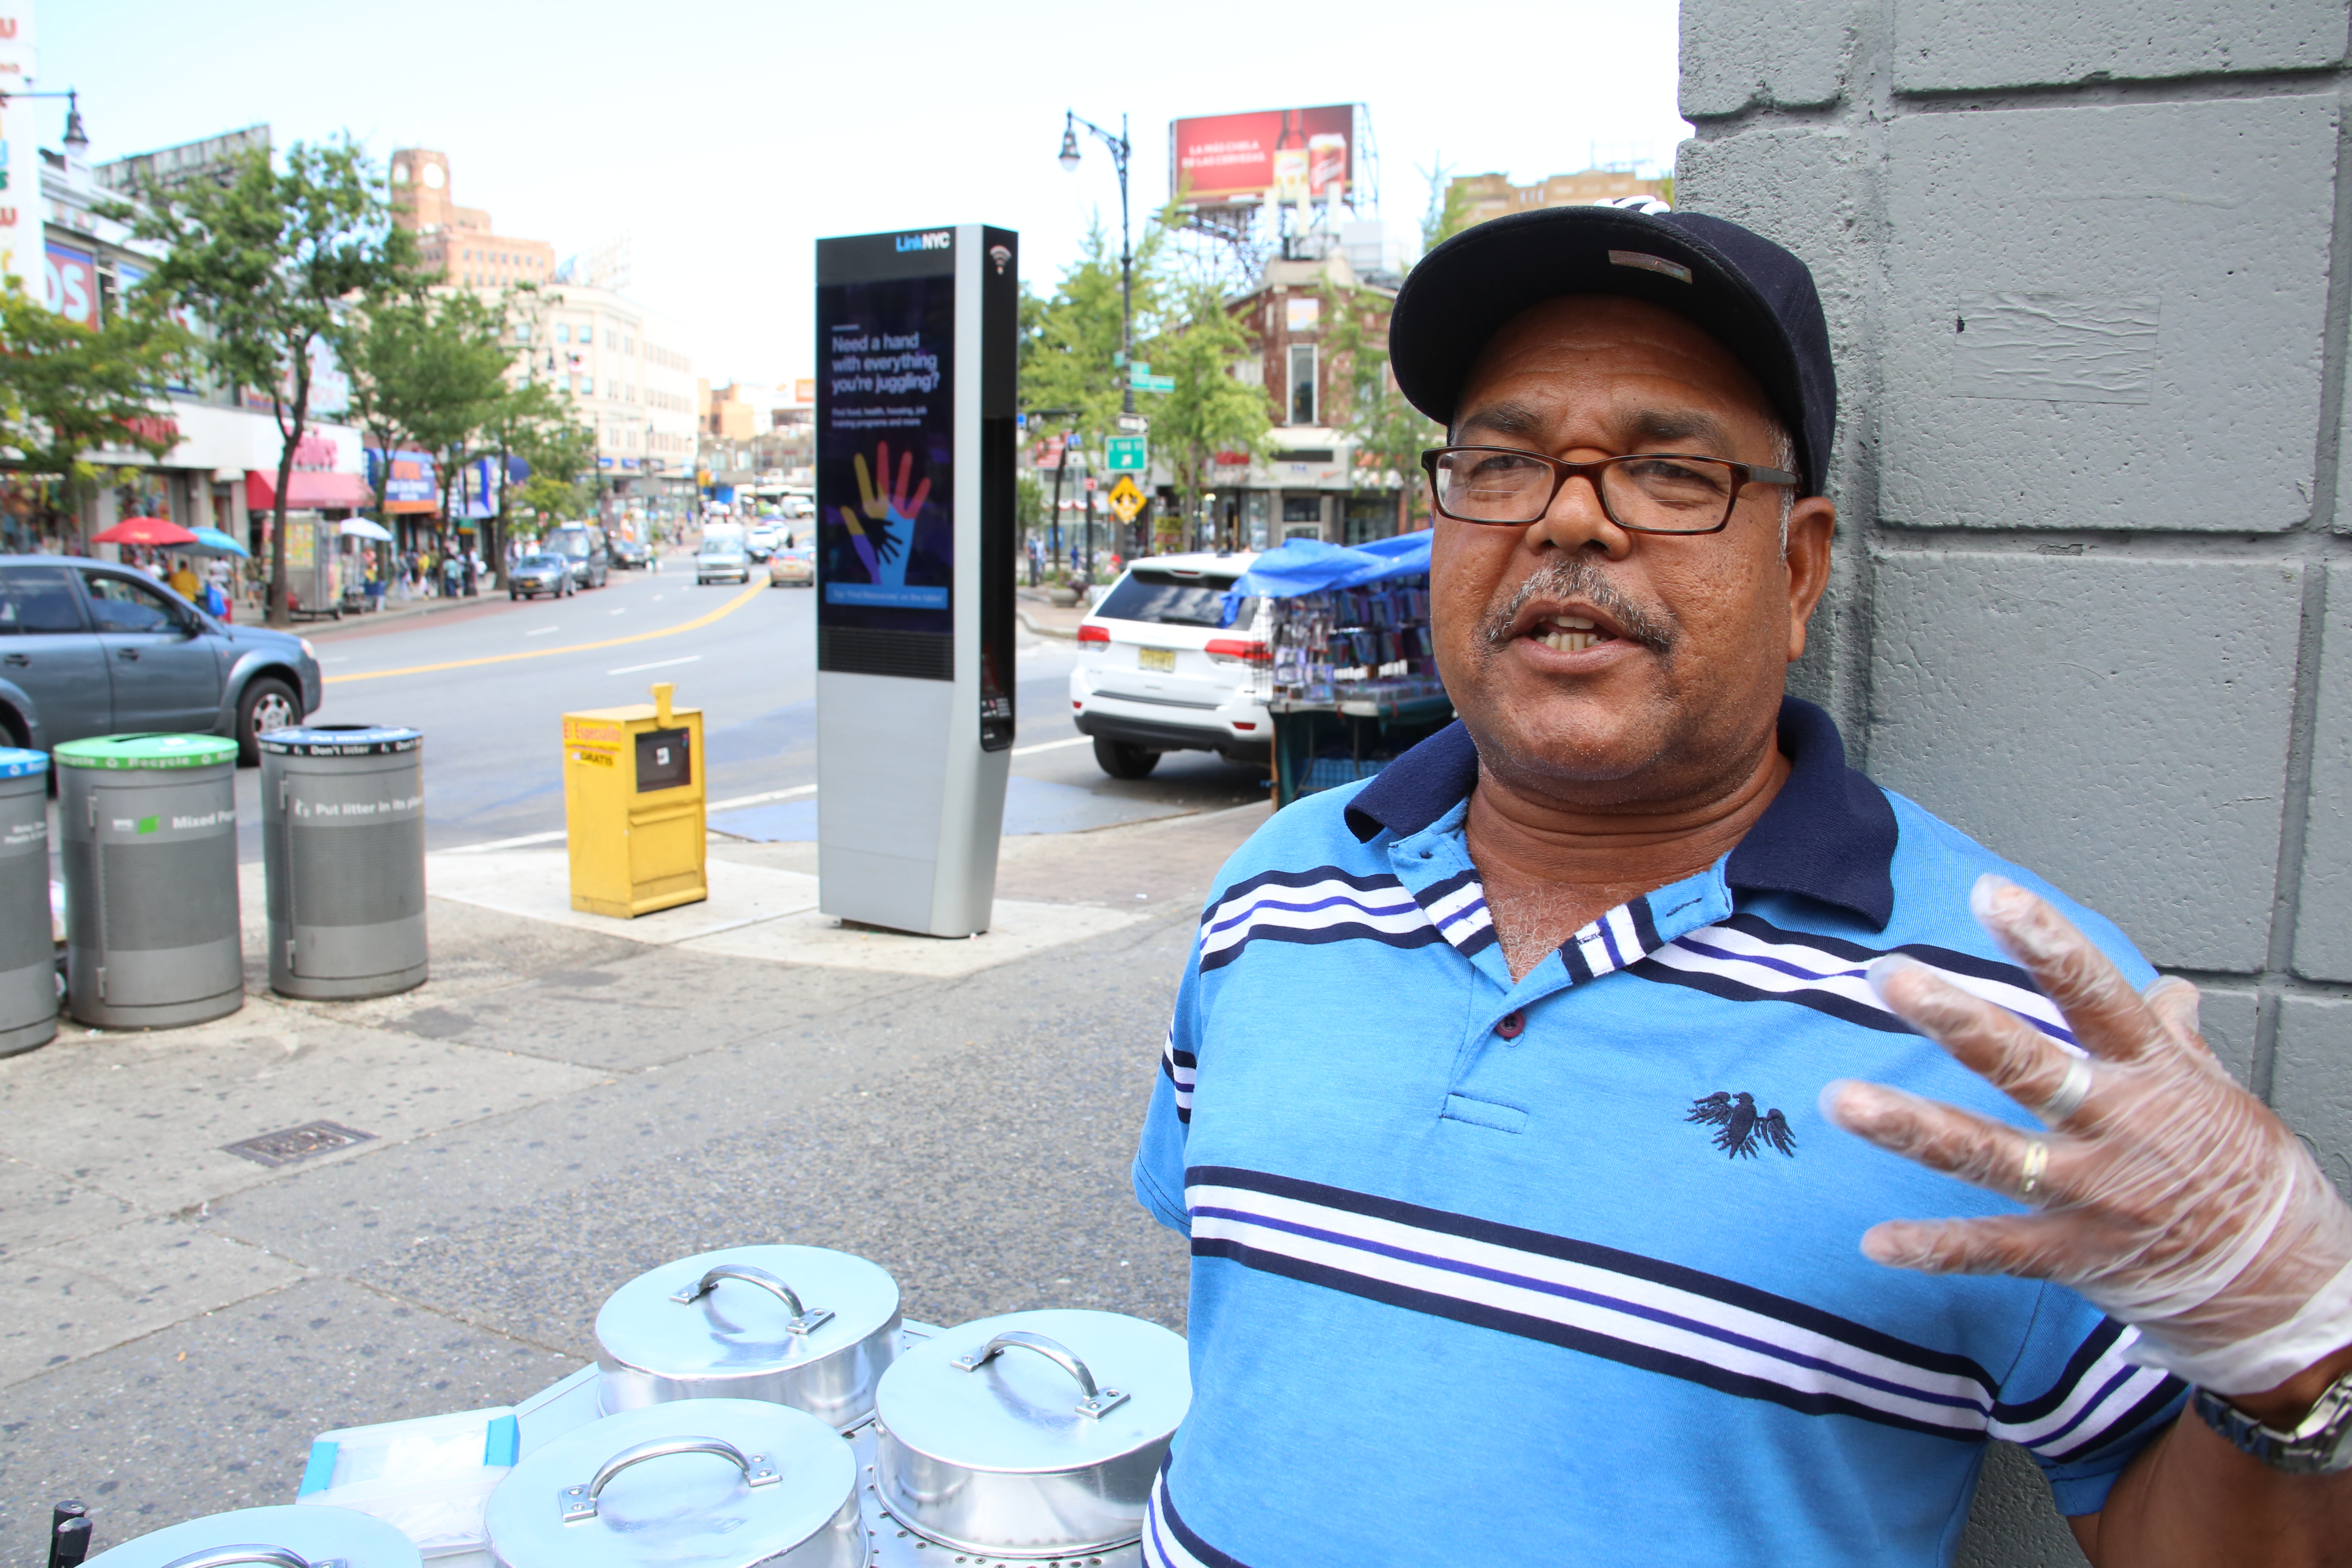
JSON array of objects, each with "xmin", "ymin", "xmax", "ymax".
[
  {"xmin": 287, "ymin": 556, "xmax": 1272, "ymax": 855},
  {"xmin": 0, "ymin": 559, "xmax": 1273, "ymax": 1563}
]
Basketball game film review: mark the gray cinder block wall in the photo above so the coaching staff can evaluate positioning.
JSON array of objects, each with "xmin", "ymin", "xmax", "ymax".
[{"xmin": 1675, "ymin": 2, "xmax": 2352, "ymax": 1563}]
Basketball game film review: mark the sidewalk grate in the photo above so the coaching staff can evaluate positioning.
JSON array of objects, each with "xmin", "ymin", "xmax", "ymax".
[{"xmin": 221, "ymin": 1121, "xmax": 376, "ymax": 1167}]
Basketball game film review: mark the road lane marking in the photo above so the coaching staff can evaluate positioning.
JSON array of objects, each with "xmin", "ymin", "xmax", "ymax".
[
  {"xmin": 710, "ymin": 783, "xmax": 817, "ymax": 811},
  {"xmin": 525, "ymin": 626, "xmax": 559, "ymax": 636},
  {"xmin": 328, "ymin": 581, "xmax": 762, "ymax": 684},
  {"xmin": 608, "ymin": 654, "xmax": 701, "ymax": 675},
  {"xmin": 610, "ymin": 608, "xmax": 626, "ymax": 616},
  {"xmin": 1011, "ymin": 735, "xmax": 1091, "ymax": 757},
  {"xmin": 441, "ymin": 782, "xmax": 818, "ymax": 855}
]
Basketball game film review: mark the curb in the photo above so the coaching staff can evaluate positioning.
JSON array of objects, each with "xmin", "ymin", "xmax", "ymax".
[{"xmin": 1017, "ymin": 608, "xmax": 1078, "ymax": 641}]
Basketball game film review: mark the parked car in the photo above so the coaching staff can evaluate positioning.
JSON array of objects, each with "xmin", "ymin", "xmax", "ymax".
[
  {"xmin": 0, "ymin": 556, "xmax": 323, "ymax": 766},
  {"xmin": 545, "ymin": 523, "xmax": 610, "ymax": 589},
  {"xmin": 768, "ymin": 546, "xmax": 814, "ymax": 588},
  {"xmin": 608, "ymin": 535, "xmax": 650, "ymax": 569},
  {"xmin": 697, "ymin": 536, "xmax": 751, "ymax": 585},
  {"xmin": 509, "ymin": 552, "xmax": 575, "ymax": 599},
  {"xmin": 1069, "ymin": 552, "xmax": 1268, "ymax": 778}
]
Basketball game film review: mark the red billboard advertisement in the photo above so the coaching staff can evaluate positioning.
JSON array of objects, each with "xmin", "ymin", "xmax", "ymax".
[
  {"xmin": 44, "ymin": 240, "xmax": 97, "ymax": 327},
  {"xmin": 1171, "ymin": 105, "xmax": 1356, "ymax": 206}
]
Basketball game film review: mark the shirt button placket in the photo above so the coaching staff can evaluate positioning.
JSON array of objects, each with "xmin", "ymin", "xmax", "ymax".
[{"xmin": 1495, "ymin": 1009, "xmax": 1525, "ymax": 1041}]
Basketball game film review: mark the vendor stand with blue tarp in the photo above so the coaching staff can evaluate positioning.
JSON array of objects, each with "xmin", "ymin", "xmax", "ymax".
[{"xmin": 1220, "ymin": 532, "xmax": 1455, "ymax": 809}]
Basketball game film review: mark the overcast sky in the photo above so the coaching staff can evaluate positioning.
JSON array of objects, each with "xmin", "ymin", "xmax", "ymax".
[{"xmin": 37, "ymin": 0, "xmax": 1688, "ymax": 389}]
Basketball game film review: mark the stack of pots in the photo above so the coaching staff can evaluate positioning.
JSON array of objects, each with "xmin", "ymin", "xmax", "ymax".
[{"xmin": 469, "ymin": 1243, "xmax": 1188, "ymax": 1568}]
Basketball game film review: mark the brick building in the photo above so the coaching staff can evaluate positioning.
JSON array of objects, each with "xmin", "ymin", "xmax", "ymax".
[
  {"xmin": 389, "ymin": 149, "xmax": 555, "ymax": 288},
  {"xmin": 1449, "ymin": 167, "xmax": 1673, "ymax": 229}
]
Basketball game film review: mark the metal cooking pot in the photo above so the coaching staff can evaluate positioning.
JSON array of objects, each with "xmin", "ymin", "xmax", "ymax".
[
  {"xmin": 84, "ymin": 1504, "xmax": 421, "ymax": 1568},
  {"xmin": 484, "ymin": 1397, "xmax": 860, "ymax": 1568},
  {"xmin": 595, "ymin": 1244, "xmax": 900, "ymax": 1428},
  {"xmin": 872, "ymin": 1309, "xmax": 1189, "ymax": 1558}
]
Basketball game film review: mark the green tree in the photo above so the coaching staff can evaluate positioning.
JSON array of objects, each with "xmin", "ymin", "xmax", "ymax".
[
  {"xmin": 1136, "ymin": 280, "xmax": 1271, "ymax": 550},
  {"xmin": 1324, "ymin": 281, "xmax": 1442, "ymax": 534},
  {"xmin": 0, "ymin": 279, "xmax": 190, "ymax": 536},
  {"xmin": 122, "ymin": 138, "xmax": 417, "ymax": 624},
  {"xmin": 485, "ymin": 375, "xmax": 595, "ymax": 556},
  {"xmin": 1019, "ymin": 212, "xmax": 1173, "ymax": 448}
]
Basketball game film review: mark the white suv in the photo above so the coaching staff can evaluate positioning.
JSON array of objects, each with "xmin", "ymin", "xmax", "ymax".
[{"xmin": 1069, "ymin": 552, "xmax": 1270, "ymax": 778}]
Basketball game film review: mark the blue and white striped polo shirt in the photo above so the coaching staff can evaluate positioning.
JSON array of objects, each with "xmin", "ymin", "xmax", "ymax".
[{"xmin": 1131, "ymin": 699, "xmax": 2186, "ymax": 1567}]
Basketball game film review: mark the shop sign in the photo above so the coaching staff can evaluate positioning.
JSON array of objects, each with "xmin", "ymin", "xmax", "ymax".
[{"xmin": 44, "ymin": 239, "xmax": 96, "ymax": 327}]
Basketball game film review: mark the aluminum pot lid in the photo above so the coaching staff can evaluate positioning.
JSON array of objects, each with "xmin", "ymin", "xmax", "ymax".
[
  {"xmin": 85, "ymin": 1503, "xmax": 422, "ymax": 1567},
  {"xmin": 875, "ymin": 1309, "xmax": 1189, "ymax": 1474},
  {"xmin": 595, "ymin": 1245, "xmax": 900, "ymax": 1386},
  {"xmin": 485, "ymin": 1397, "xmax": 853, "ymax": 1568}
]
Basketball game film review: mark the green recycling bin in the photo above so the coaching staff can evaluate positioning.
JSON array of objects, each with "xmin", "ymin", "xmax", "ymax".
[
  {"xmin": 57, "ymin": 733, "xmax": 244, "ymax": 1029},
  {"xmin": 0, "ymin": 746, "xmax": 56, "ymax": 1056}
]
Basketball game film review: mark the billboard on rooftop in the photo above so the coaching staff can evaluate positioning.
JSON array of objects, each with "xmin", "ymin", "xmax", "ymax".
[{"xmin": 1170, "ymin": 105, "xmax": 1359, "ymax": 207}]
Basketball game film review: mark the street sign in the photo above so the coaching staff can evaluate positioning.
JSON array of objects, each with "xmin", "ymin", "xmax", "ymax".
[
  {"xmin": 1115, "ymin": 413, "xmax": 1148, "ymax": 433},
  {"xmin": 1106, "ymin": 436, "xmax": 1148, "ymax": 472},
  {"xmin": 1129, "ymin": 368, "xmax": 1176, "ymax": 393},
  {"xmin": 1083, "ymin": 475, "xmax": 1098, "ymax": 492},
  {"xmin": 1105, "ymin": 474, "xmax": 1147, "ymax": 524}
]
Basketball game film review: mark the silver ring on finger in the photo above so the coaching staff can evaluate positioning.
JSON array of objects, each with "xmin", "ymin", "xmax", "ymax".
[
  {"xmin": 2018, "ymin": 1139, "xmax": 2049, "ymax": 1201},
  {"xmin": 2038, "ymin": 1054, "xmax": 2094, "ymax": 1123}
]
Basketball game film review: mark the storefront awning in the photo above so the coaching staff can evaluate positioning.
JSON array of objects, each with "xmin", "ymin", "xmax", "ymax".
[{"xmin": 245, "ymin": 469, "xmax": 375, "ymax": 512}]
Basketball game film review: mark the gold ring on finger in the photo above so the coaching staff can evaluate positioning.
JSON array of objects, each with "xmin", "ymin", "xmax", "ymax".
[
  {"xmin": 2019, "ymin": 1139, "xmax": 2049, "ymax": 1201},
  {"xmin": 2038, "ymin": 1055, "xmax": 2094, "ymax": 1123}
]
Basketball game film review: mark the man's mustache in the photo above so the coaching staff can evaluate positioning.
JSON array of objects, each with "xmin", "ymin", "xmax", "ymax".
[{"xmin": 1477, "ymin": 559, "xmax": 1674, "ymax": 655}]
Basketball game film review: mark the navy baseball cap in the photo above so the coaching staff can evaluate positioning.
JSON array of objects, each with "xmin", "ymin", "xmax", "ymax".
[{"xmin": 1389, "ymin": 207, "xmax": 1838, "ymax": 497}]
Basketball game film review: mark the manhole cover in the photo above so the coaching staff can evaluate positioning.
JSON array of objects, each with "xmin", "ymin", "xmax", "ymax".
[{"xmin": 222, "ymin": 1121, "xmax": 375, "ymax": 1167}]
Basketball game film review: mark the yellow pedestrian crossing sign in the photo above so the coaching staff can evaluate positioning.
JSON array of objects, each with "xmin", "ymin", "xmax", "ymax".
[{"xmin": 1105, "ymin": 474, "xmax": 1147, "ymax": 524}]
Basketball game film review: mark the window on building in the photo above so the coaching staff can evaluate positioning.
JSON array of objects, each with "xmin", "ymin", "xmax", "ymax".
[
  {"xmin": 557, "ymin": 324, "xmax": 570, "ymax": 344},
  {"xmin": 1288, "ymin": 343, "xmax": 1318, "ymax": 425}
]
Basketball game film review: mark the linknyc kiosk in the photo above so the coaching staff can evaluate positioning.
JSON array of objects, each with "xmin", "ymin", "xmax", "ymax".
[{"xmin": 814, "ymin": 224, "xmax": 1018, "ymax": 936}]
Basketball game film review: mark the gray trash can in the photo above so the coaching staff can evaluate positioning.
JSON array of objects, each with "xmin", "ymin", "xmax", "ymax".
[
  {"xmin": 57, "ymin": 733, "xmax": 243, "ymax": 1029},
  {"xmin": 261, "ymin": 725, "xmax": 427, "ymax": 999},
  {"xmin": 0, "ymin": 746, "xmax": 56, "ymax": 1056}
]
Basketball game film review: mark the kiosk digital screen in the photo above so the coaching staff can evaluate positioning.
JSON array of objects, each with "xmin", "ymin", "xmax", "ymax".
[{"xmin": 815, "ymin": 239, "xmax": 957, "ymax": 647}]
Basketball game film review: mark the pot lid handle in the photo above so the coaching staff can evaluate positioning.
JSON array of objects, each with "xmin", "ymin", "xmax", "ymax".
[
  {"xmin": 557, "ymin": 1435, "xmax": 782, "ymax": 1524},
  {"xmin": 952, "ymin": 1330, "xmax": 1132, "ymax": 1419},
  {"xmin": 161, "ymin": 1550, "xmax": 344, "ymax": 1568},
  {"xmin": 668, "ymin": 1263, "xmax": 835, "ymax": 1336}
]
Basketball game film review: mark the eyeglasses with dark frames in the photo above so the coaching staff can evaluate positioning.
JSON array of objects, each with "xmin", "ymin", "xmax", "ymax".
[{"xmin": 1419, "ymin": 446, "xmax": 1799, "ymax": 535}]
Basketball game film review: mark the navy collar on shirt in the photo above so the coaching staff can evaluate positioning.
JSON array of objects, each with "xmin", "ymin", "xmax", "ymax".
[{"xmin": 1343, "ymin": 696, "xmax": 1898, "ymax": 931}]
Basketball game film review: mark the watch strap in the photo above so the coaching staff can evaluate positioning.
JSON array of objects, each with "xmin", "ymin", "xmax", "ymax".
[{"xmin": 2192, "ymin": 1372, "xmax": 2352, "ymax": 1476}]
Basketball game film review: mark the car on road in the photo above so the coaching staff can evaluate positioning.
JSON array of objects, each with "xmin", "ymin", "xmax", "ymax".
[
  {"xmin": 544, "ymin": 523, "xmax": 610, "ymax": 589},
  {"xmin": 768, "ymin": 545, "xmax": 814, "ymax": 588},
  {"xmin": 697, "ymin": 534, "xmax": 751, "ymax": 585},
  {"xmin": 0, "ymin": 556, "xmax": 323, "ymax": 765},
  {"xmin": 1069, "ymin": 552, "xmax": 1268, "ymax": 779},
  {"xmin": 608, "ymin": 535, "xmax": 650, "ymax": 569},
  {"xmin": 746, "ymin": 522, "xmax": 780, "ymax": 561},
  {"xmin": 509, "ymin": 552, "xmax": 575, "ymax": 599}
]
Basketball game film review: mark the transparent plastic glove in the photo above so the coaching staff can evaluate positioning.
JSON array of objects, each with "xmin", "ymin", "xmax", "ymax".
[{"xmin": 1821, "ymin": 874, "xmax": 2352, "ymax": 1396}]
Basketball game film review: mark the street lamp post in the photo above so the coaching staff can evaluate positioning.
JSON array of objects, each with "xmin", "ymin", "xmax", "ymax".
[{"xmin": 1059, "ymin": 108, "xmax": 1133, "ymax": 581}]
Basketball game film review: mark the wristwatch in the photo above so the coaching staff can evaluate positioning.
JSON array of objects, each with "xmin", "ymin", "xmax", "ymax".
[{"xmin": 2194, "ymin": 1372, "xmax": 2352, "ymax": 1474}]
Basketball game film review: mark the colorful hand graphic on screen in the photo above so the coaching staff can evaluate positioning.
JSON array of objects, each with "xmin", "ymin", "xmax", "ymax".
[{"xmin": 835, "ymin": 440, "xmax": 931, "ymax": 588}]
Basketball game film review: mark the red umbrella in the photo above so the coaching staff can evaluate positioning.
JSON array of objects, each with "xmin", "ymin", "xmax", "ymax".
[{"xmin": 93, "ymin": 516, "xmax": 199, "ymax": 547}]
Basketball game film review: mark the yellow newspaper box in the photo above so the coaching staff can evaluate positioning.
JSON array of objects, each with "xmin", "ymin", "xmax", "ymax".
[{"xmin": 564, "ymin": 682, "xmax": 706, "ymax": 917}]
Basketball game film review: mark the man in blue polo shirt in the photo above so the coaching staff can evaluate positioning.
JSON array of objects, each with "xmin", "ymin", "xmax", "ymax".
[{"xmin": 1131, "ymin": 207, "xmax": 2352, "ymax": 1565}]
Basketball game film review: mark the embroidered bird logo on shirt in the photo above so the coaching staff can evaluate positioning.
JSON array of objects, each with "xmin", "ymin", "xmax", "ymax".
[{"xmin": 1687, "ymin": 1091, "xmax": 1797, "ymax": 1159}]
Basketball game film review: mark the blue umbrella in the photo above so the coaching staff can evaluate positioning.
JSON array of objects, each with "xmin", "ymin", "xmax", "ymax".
[{"xmin": 187, "ymin": 526, "xmax": 249, "ymax": 558}]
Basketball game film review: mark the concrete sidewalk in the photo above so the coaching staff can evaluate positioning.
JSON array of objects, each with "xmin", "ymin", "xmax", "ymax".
[{"xmin": 0, "ymin": 804, "xmax": 1263, "ymax": 1563}]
